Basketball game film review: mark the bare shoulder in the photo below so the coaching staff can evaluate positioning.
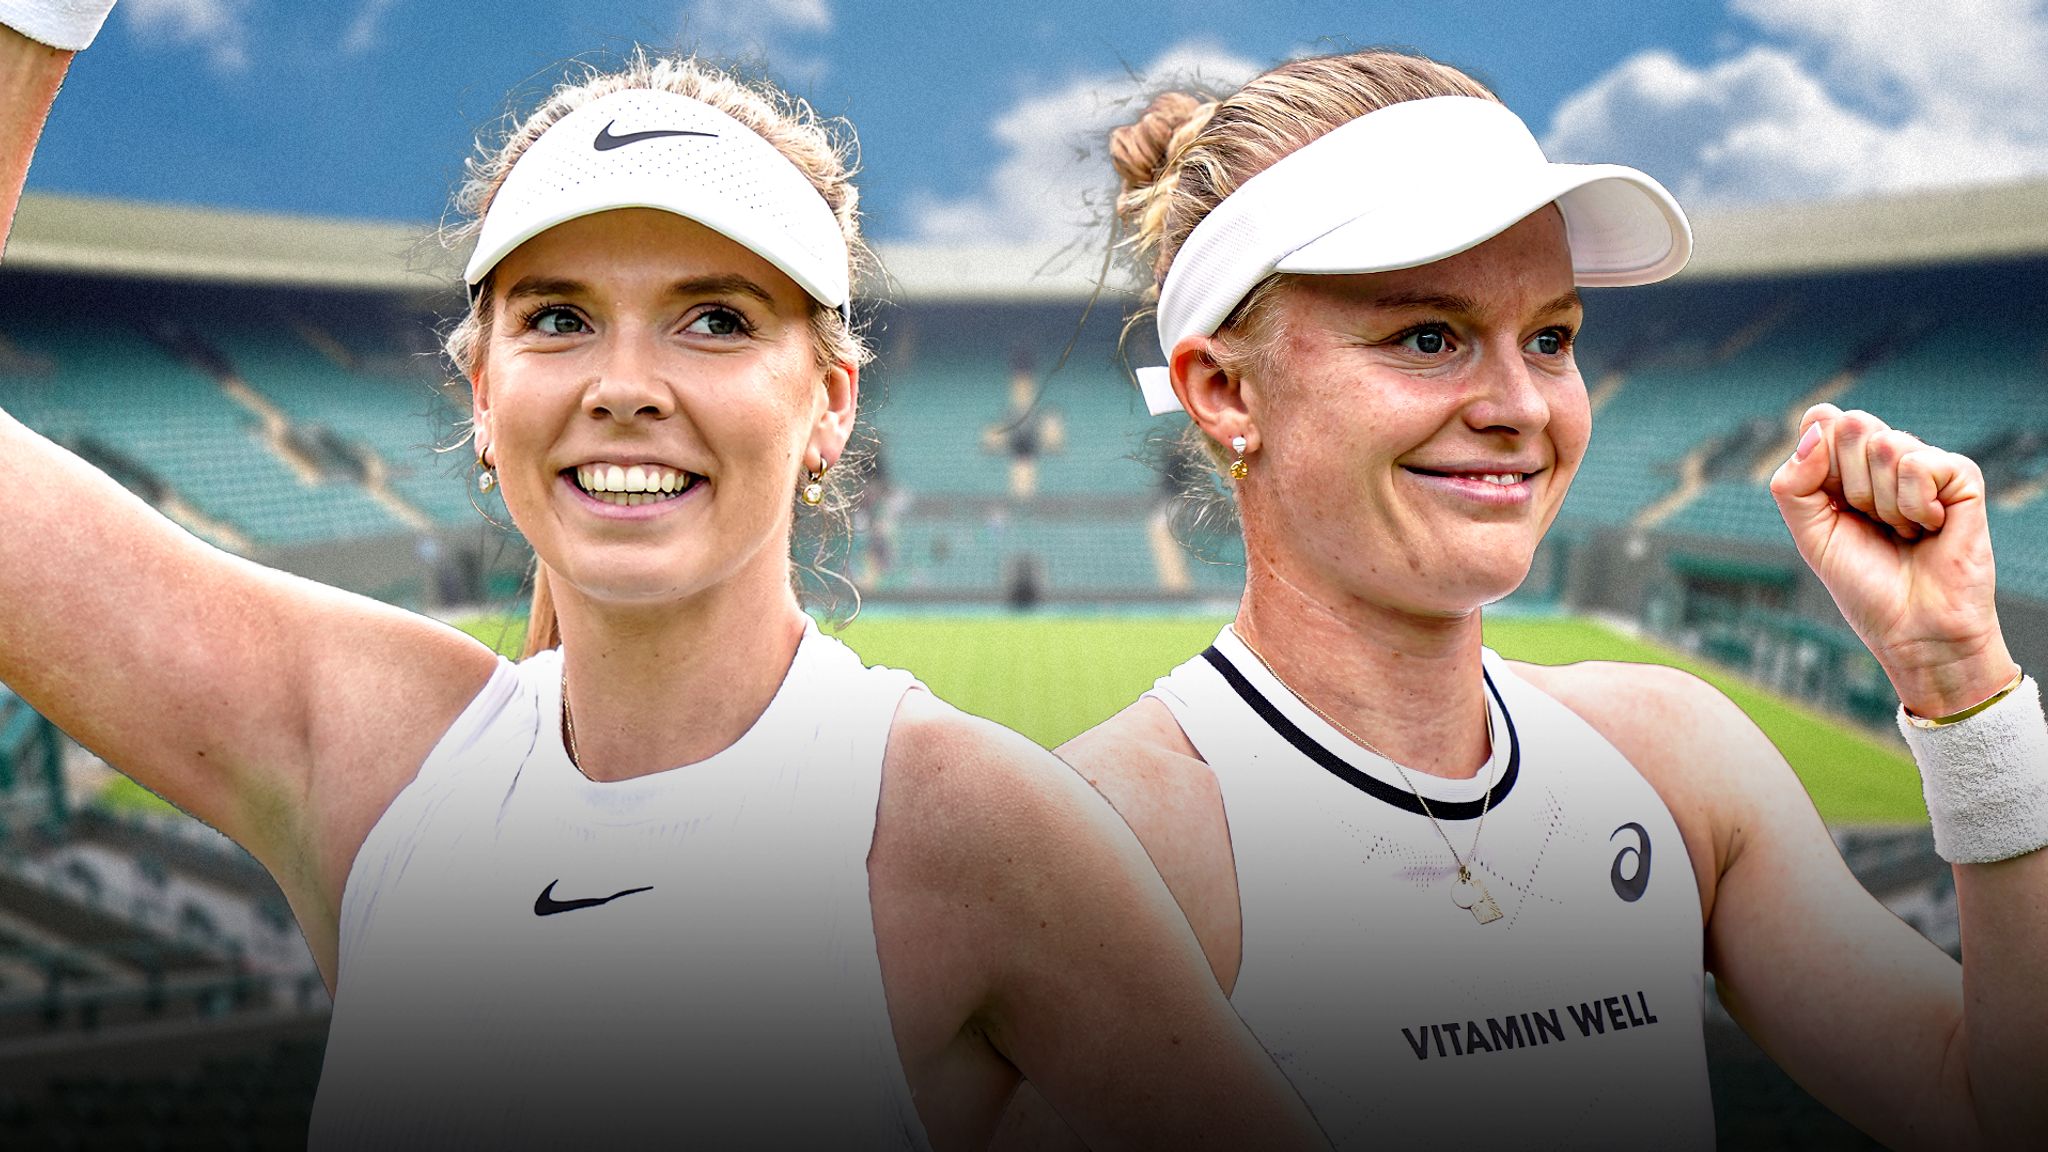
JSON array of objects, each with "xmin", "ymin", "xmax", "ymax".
[
  {"xmin": 881, "ymin": 691, "xmax": 1212, "ymax": 832},
  {"xmin": 1059, "ymin": 696, "xmax": 1212, "ymax": 820},
  {"xmin": 299, "ymin": 584, "xmax": 503, "ymax": 804},
  {"xmin": 868, "ymin": 689, "xmax": 1176, "ymax": 1073},
  {"xmin": 879, "ymin": 687, "xmax": 1100, "ymax": 838},
  {"xmin": 1060, "ymin": 698, "xmax": 1242, "ymax": 991},
  {"xmin": 1508, "ymin": 658, "xmax": 1814, "ymax": 911},
  {"xmin": 871, "ymin": 688, "xmax": 1117, "ymax": 939},
  {"xmin": 872, "ymin": 693, "xmax": 1241, "ymax": 993},
  {"xmin": 1509, "ymin": 659, "xmax": 1788, "ymax": 794},
  {"xmin": 301, "ymin": 586, "xmax": 505, "ymax": 766},
  {"xmin": 1511, "ymin": 659, "xmax": 1725, "ymax": 755},
  {"xmin": 294, "ymin": 588, "xmax": 502, "ymax": 921}
]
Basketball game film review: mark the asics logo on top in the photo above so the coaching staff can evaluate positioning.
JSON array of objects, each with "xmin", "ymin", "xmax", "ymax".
[
  {"xmin": 533, "ymin": 879, "xmax": 654, "ymax": 916},
  {"xmin": 592, "ymin": 121, "xmax": 718, "ymax": 151},
  {"xmin": 1609, "ymin": 822, "xmax": 1652, "ymax": 903}
]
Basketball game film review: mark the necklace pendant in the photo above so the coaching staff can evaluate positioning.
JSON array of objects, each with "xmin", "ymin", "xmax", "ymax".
[{"xmin": 1451, "ymin": 869, "xmax": 1503, "ymax": 925}]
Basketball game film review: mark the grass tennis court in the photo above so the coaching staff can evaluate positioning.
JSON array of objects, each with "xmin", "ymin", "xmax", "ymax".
[
  {"xmin": 100, "ymin": 611, "xmax": 1926, "ymax": 825},
  {"xmin": 445, "ymin": 610, "xmax": 1924, "ymax": 825}
]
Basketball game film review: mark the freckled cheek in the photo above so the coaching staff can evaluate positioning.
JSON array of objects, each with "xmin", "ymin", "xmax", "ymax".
[{"xmin": 1274, "ymin": 432, "xmax": 1400, "ymax": 534}]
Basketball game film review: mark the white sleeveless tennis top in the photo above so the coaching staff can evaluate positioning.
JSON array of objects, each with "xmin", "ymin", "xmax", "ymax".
[
  {"xmin": 1149, "ymin": 629, "xmax": 1713, "ymax": 1151},
  {"xmin": 309, "ymin": 621, "xmax": 933, "ymax": 1151}
]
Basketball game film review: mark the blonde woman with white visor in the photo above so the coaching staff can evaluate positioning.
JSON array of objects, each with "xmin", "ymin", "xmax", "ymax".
[
  {"xmin": 1000, "ymin": 50, "xmax": 2048, "ymax": 1151},
  {"xmin": 0, "ymin": 12, "xmax": 1335, "ymax": 1151}
]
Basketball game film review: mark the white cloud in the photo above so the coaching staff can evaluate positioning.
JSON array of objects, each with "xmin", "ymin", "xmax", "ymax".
[
  {"xmin": 684, "ymin": 0, "xmax": 834, "ymax": 86},
  {"xmin": 1732, "ymin": 0, "xmax": 2048, "ymax": 126},
  {"xmin": 342, "ymin": 0, "xmax": 400, "ymax": 56},
  {"xmin": 752, "ymin": 0, "xmax": 832, "ymax": 35},
  {"xmin": 909, "ymin": 40, "xmax": 1262, "ymax": 247},
  {"xmin": 1543, "ymin": 0, "xmax": 2048, "ymax": 205},
  {"xmin": 121, "ymin": 0, "xmax": 253, "ymax": 71}
]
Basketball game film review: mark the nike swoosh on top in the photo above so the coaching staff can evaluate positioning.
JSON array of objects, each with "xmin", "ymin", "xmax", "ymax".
[
  {"xmin": 593, "ymin": 121, "xmax": 719, "ymax": 151},
  {"xmin": 534, "ymin": 879, "xmax": 655, "ymax": 916}
]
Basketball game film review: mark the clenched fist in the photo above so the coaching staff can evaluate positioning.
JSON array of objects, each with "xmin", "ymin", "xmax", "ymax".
[{"xmin": 1768, "ymin": 403, "xmax": 2019, "ymax": 720}]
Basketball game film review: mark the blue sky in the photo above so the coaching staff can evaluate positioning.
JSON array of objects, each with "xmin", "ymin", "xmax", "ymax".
[{"xmin": 32, "ymin": 0, "xmax": 2048, "ymax": 243}]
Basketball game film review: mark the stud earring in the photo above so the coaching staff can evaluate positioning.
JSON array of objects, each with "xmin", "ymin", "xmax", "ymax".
[
  {"xmin": 1228, "ymin": 435, "xmax": 1249, "ymax": 480},
  {"xmin": 800, "ymin": 462, "xmax": 827, "ymax": 506}
]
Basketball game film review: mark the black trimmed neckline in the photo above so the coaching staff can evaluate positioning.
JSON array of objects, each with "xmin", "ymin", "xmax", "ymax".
[{"xmin": 1200, "ymin": 646, "xmax": 1519, "ymax": 820}]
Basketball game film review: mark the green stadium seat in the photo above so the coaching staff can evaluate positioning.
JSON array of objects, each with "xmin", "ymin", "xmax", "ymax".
[
  {"xmin": 0, "ymin": 324, "xmax": 406, "ymax": 548},
  {"xmin": 211, "ymin": 325, "xmax": 478, "ymax": 527}
]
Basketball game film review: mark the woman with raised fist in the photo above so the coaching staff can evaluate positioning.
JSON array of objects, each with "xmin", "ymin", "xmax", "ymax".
[{"xmin": 1005, "ymin": 46, "xmax": 2048, "ymax": 1152}]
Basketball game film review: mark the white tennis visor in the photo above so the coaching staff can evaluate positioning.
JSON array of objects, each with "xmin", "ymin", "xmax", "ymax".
[
  {"xmin": 464, "ymin": 88, "xmax": 851, "ymax": 317},
  {"xmin": 1136, "ymin": 95, "xmax": 1691, "ymax": 415}
]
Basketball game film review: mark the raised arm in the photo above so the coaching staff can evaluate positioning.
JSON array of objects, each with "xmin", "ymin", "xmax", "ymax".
[
  {"xmin": 0, "ymin": 24, "xmax": 73, "ymax": 247},
  {"xmin": 1528, "ymin": 402, "xmax": 2046, "ymax": 1151},
  {"xmin": 872, "ymin": 691, "xmax": 1327, "ymax": 1152},
  {"xmin": 0, "ymin": 19, "xmax": 497, "ymax": 971},
  {"xmin": 0, "ymin": 414, "xmax": 493, "ymax": 883},
  {"xmin": 1753, "ymin": 403, "xmax": 2048, "ymax": 1148},
  {"xmin": 1553, "ymin": 662, "xmax": 1997, "ymax": 1151}
]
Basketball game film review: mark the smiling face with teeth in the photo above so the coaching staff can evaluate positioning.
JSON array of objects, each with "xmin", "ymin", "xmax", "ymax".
[
  {"xmin": 1201, "ymin": 208, "xmax": 1590, "ymax": 618},
  {"xmin": 470, "ymin": 208, "xmax": 855, "ymax": 614}
]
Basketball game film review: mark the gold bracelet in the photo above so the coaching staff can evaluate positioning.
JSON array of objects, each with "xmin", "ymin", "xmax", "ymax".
[{"xmin": 1901, "ymin": 667, "xmax": 2027, "ymax": 729}]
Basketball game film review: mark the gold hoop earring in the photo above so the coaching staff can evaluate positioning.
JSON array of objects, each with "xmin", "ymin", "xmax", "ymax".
[
  {"xmin": 800, "ymin": 462, "xmax": 827, "ymax": 507},
  {"xmin": 1228, "ymin": 435, "xmax": 1249, "ymax": 480}
]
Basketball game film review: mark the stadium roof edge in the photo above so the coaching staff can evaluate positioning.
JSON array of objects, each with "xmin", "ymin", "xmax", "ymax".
[
  {"xmin": 868, "ymin": 242, "xmax": 1140, "ymax": 302},
  {"xmin": 8, "ymin": 178, "xmax": 2046, "ymax": 296},
  {"xmin": 1679, "ymin": 177, "xmax": 2048, "ymax": 281},
  {"xmin": 3, "ymin": 191, "xmax": 1130, "ymax": 300},
  {"xmin": 6, "ymin": 192, "xmax": 459, "ymax": 292}
]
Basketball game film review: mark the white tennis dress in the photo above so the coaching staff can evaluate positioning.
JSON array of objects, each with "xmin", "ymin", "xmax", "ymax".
[
  {"xmin": 1149, "ymin": 628, "xmax": 1714, "ymax": 1150},
  {"xmin": 309, "ymin": 620, "xmax": 933, "ymax": 1151}
]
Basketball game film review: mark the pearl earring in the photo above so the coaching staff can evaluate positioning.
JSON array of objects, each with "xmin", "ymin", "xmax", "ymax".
[{"xmin": 1228, "ymin": 435, "xmax": 1249, "ymax": 480}]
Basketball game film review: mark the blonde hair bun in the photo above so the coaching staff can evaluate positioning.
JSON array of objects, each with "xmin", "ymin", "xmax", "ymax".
[
  {"xmin": 1110, "ymin": 91, "xmax": 1220, "ymax": 278},
  {"xmin": 1109, "ymin": 51, "xmax": 1497, "ymax": 291},
  {"xmin": 1102, "ymin": 50, "xmax": 1498, "ymax": 481},
  {"xmin": 1110, "ymin": 91, "xmax": 1213, "ymax": 195}
]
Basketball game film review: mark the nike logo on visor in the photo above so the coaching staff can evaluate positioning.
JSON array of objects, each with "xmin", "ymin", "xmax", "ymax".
[
  {"xmin": 534, "ymin": 879, "xmax": 654, "ymax": 916},
  {"xmin": 593, "ymin": 121, "xmax": 718, "ymax": 151}
]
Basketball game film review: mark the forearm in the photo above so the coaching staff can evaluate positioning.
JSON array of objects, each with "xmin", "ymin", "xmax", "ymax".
[
  {"xmin": 0, "ymin": 24, "xmax": 71, "ymax": 255},
  {"xmin": 1953, "ymin": 847, "xmax": 2048, "ymax": 1147},
  {"xmin": 1769, "ymin": 408, "xmax": 2048, "ymax": 1144},
  {"xmin": 1900, "ymin": 670, "xmax": 2048, "ymax": 1147}
]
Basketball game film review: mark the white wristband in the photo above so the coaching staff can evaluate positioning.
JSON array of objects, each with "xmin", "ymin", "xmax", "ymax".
[
  {"xmin": 0, "ymin": 0, "xmax": 117, "ymax": 50},
  {"xmin": 1899, "ymin": 676, "xmax": 2048, "ymax": 864}
]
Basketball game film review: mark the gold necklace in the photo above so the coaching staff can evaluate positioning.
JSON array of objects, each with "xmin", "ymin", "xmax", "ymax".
[
  {"xmin": 1229, "ymin": 626, "xmax": 1504, "ymax": 925},
  {"xmin": 560, "ymin": 664, "xmax": 590, "ymax": 780}
]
